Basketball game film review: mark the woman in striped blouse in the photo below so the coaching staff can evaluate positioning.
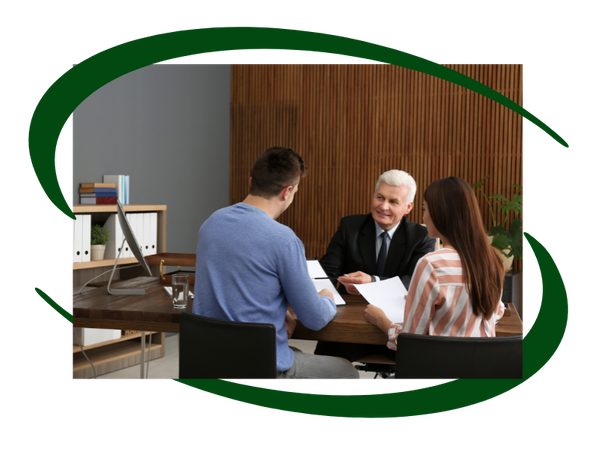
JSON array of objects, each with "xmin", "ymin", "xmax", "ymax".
[{"xmin": 365, "ymin": 176, "xmax": 506, "ymax": 350}]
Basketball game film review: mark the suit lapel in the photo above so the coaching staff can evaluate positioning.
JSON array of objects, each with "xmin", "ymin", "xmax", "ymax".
[{"xmin": 358, "ymin": 216, "xmax": 377, "ymax": 274}]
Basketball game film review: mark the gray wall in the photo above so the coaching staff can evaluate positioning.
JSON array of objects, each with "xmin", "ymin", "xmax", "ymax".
[{"xmin": 73, "ymin": 64, "xmax": 231, "ymax": 254}]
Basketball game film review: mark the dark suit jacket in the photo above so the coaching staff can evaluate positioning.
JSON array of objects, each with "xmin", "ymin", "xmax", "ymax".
[{"xmin": 319, "ymin": 214, "xmax": 436, "ymax": 292}]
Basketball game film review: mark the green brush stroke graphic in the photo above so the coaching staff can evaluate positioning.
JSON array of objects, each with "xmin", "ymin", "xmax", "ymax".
[
  {"xmin": 32, "ymin": 28, "xmax": 567, "ymax": 417},
  {"xmin": 31, "ymin": 284, "xmax": 73, "ymax": 326}
]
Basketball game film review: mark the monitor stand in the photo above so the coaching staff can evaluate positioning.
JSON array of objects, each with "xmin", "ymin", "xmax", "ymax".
[{"xmin": 107, "ymin": 237, "xmax": 147, "ymax": 295}]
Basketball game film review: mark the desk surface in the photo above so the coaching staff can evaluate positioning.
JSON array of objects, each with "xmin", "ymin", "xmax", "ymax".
[
  {"xmin": 73, "ymin": 277, "xmax": 523, "ymax": 343},
  {"xmin": 291, "ymin": 295, "xmax": 522, "ymax": 344},
  {"xmin": 74, "ymin": 277, "xmax": 192, "ymax": 333}
]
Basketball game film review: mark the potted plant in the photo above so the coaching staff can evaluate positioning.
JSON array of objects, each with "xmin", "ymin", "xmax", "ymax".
[
  {"xmin": 90, "ymin": 224, "xmax": 110, "ymax": 261},
  {"xmin": 471, "ymin": 175, "xmax": 523, "ymax": 271}
]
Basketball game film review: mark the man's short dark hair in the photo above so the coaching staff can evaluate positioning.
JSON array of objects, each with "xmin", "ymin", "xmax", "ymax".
[{"xmin": 250, "ymin": 147, "xmax": 307, "ymax": 198}]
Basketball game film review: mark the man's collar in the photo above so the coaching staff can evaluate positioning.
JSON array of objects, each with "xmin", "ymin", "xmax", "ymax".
[{"xmin": 374, "ymin": 217, "xmax": 403, "ymax": 240}]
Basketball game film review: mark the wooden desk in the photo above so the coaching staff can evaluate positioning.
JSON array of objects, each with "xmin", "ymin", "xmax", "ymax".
[
  {"xmin": 73, "ymin": 277, "xmax": 192, "ymax": 332},
  {"xmin": 292, "ymin": 294, "xmax": 387, "ymax": 344},
  {"xmin": 292, "ymin": 294, "xmax": 522, "ymax": 344},
  {"xmin": 74, "ymin": 277, "xmax": 523, "ymax": 342}
]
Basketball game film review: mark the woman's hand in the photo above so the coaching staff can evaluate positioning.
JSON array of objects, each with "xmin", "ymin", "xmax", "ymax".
[{"xmin": 364, "ymin": 304, "xmax": 392, "ymax": 333}]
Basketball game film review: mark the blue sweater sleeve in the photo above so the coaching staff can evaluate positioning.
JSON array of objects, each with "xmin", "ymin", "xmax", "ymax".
[{"xmin": 277, "ymin": 236, "xmax": 337, "ymax": 330}]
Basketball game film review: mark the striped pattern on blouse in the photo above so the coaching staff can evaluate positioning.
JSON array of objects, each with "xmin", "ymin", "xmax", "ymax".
[{"xmin": 387, "ymin": 248, "xmax": 504, "ymax": 350}]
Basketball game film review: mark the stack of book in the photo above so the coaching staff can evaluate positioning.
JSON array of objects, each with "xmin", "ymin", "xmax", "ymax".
[{"xmin": 79, "ymin": 183, "xmax": 118, "ymax": 204}]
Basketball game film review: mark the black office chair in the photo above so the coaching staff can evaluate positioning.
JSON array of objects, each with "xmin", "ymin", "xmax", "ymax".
[
  {"xmin": 395, "ymin": 333, "xmax": 523, "ymax": 379},
  {"xmin": 178, "ymin": 311, "xmax": 277, "ymax": 379}
]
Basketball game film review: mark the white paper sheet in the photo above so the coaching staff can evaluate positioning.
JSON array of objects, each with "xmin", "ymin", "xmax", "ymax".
[
  {"xmin": 312, "ymin": 278, "xmax": 346, "ymax": 305},
  {"xmin": 355, "ymin": 276, "xmax": 407, "ymax": 323},
  {"xmin": 305, "ymin": 259, "xmax": 345, "ymax": 305},
  {"xmin": 306, "ymin": 259, "xmax": 328, "ymax": 278}
]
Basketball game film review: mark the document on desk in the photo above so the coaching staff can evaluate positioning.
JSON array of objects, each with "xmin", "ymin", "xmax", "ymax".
[
  {"xmin": 306, "ymin": 259, "xmax": 328, "ymax": 279},
  {"xmin": 355, "ymin": 276, "xmax": 407, "ymax": 323},
  {"xmin": 305, "ymin": 259, "xmax": 346, "ymax": 305},
  {"xmin": 312, "ymin": 278, "xmax": 346, "ymax": 305}
]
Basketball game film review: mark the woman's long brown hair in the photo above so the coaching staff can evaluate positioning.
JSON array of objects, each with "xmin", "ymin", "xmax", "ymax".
[{"xmin": 424, "ymin": 177, "xmax": 504, "ymax": 320}]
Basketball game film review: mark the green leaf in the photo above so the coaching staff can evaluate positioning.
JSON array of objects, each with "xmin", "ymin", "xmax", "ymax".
[
  {"xmin": 508, "ymin": 218, "xmax": 523, "ymax": 259},
  {"xmin": 510, "ymin": 217, "xmax": 522, "ymax": 231},
  {"xmin": 91, "ymin": 223, "xmax": 110, "ymax": 245},
  {"xmin": 489, "ymin": 226, "xmax": 509, "ymax": 237},
  {"xmin": 492, "ymin": 236, "xmax": 511, "ymax": 252},
  {"xmin": 470, "ymin": 175, "xmax": 491, "ymax": 189}
]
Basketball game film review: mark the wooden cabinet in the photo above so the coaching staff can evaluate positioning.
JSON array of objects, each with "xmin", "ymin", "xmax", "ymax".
[
  {"xmin": 73, "ymin": 332, "xmax": 165, "ymax": 379},
  {"xmin": 73, "ymin": 204, "xmax": 167, "ymax": 378}
]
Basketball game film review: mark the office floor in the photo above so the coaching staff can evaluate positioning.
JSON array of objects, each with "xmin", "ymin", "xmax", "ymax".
[{"xmin": 96, "ymin": 335, "xmax": 379, "ymax": 379}]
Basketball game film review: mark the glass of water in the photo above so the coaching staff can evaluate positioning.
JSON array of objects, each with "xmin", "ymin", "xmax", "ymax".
[{"xmin": 172, "ymin": 274, "xmax": 189, "ymax": 309}]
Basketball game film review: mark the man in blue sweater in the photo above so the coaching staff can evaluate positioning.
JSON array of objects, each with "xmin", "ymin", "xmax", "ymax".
[{"xmin": 193, "ymin": 147, "xmax": 358, "ymax": 378}]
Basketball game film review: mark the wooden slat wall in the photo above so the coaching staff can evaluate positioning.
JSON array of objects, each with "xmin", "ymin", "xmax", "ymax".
[{"xmin": 230, "ymin": 64, "xmax": 522, "ymax": 269}]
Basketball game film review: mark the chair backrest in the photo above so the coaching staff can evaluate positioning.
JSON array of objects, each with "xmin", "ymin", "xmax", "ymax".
[
  {"xmin": 179, "ymin": 311, "xmax": 277, "ymax": 379},
  {"xmin": 395, "ymin": 333, "xmax": 523, "ymax": 379}
]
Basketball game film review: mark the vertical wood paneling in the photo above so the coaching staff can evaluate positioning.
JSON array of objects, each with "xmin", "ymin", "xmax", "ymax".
[{"xmin": 230, "ymin": 64, "xmax": 523, "ymax": 270}]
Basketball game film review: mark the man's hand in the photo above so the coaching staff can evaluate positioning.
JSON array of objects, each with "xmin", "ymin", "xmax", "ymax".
[
  {"xmin": 285, "ymin": 310, "xmax": 297, "ymax": 338},
  {"xmin": 318, "ymin": 288, "xmax": 336, "ymax": 305},
  {"xmin": 338, "ymin": 271, "xmax": 372, "ymax": 295}
]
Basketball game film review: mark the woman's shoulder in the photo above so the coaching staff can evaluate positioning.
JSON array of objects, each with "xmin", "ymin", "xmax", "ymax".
[
  {"xmin": 416, "ymin": 248, "xmax": 461, "ymax": 272},
  {"xmin": 422, "ymin": 247, "xmax": 459, "ymax": 261}
]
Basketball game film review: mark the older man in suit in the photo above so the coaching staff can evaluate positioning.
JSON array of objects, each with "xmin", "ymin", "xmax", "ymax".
[{"xmin": 316, "ymin": 169, "xmax": 436, "ymax": 362}]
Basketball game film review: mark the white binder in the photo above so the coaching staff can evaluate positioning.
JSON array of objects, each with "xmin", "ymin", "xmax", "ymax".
[
  {"xmin": 143, "ymin": 212, "xmax": 157, "ymax": 255},
  {"xmin": 102, "ymin": 211, "xmax": 157, "ymax": 259},
  {"xmin": 103, "ymin": 214, "xmax": 130, "ymax": 259},
  {"xmin": 127, "ymin": 212, "xmax": 144, "ymax": 257},
  {"xmin": 73, "ymin": 214, "xmax": 83, "ymax": 263},
  {"xmin": 137, "ymin": 213, "xmax": 145, "ymax": 255},
  {"xmin": 81, "ymin": 214, "xmax": 91, "ymax": 262},
  {"xmin": 149, "ymin": 212, "xmax": 157, "ymax": 255}
]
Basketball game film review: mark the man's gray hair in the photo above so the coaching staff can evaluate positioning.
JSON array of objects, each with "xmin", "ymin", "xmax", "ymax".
[{"xmin": 375, "ymin": 170, "xmax": 417, "ymax": 203}]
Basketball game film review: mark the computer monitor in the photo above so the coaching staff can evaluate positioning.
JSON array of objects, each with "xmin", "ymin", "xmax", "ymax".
[{"xmin": 106, "ymin": 200, "xmax": 153, "ymax": 295}]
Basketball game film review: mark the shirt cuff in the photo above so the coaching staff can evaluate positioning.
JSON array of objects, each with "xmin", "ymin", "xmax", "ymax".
[{"xmin": 386, "ymin": 323, "xmax": 403, "ymax": 351}]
